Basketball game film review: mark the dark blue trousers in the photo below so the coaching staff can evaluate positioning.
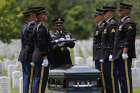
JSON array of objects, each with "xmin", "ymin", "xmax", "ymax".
[
  {"xmin": 21, "ymin": 62, "xmax": 49, "ymax": 93},
  {"xmin": 32, "ymin": 62, "xmax": 49, "ymax": 93},
  {"xmin": 114, "ymin": 58, "xmax": 133, "ymax": 93},
  {"xmin": 95, "ymin": 59, "xmax": 100, "ymax": 70},
  {"xmin": 21, "ymin": 62, "xmax": 31, "ymax": 93},
  {"xmin": 103, "ymin": 60, "xmax": 119, "ymax": 93}
]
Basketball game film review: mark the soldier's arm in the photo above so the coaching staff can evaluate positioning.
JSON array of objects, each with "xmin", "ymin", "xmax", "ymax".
[
  {"xmin": 26, "ymin": 22, "xmax": 36, "ymax": 52},
  {"xmin": 110, "ymin": 20, "xmax": 118, "ymax": 50},
  {"xmin": 36, "ymin": 25, "xmax": 53, "ymax": 56},
  {"xmin": 123, "ymin": 22, "xmax": 136, "ymax": 53}
]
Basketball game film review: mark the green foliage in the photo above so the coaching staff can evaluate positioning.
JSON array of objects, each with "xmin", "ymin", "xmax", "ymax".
[
  {"xmin": 0, "ymin": 0, "xmax": 140, "ymax": 43},
  {"xmin": 0, "ymin": 0, "xmax": 22, "ymax": 43}
]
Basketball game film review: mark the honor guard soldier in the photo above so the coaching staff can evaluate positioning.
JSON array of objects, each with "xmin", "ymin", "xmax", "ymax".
[
  {"xmin": 113, "ymin": 3, "xmax": 136, "ymax": 93},
  {"xmin": 93, "ymin": 9, "xmax": 106, "ymax": 93},
  {"xmin": 93, "ymin": 9, "xmax": 105, "ymax": 70},
  {"xmin": 18, "ymin": 7, "xmax": 39, "ymax": 93},
  {"xmin": 30, "ymin": 7, "xmax": 52, "ymax": 93},
  {"xmin": 49, "ymin": 17, "xmax": 75, "ymax": 69},
  {"xmin": 101, "ymin": 6, "xmax": 118, "ymax": 93}
]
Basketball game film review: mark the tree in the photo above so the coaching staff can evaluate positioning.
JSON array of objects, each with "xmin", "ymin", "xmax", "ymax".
[{"xmin": 0, "ymin": 0, "xmax": 140, "ymax": 43}]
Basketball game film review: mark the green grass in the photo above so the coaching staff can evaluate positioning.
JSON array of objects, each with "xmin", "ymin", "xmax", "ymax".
[
  {"xmin": 134, "ymin": 87, "xmax": 140, "ymax": 93},
  {"xmin": 11, "ymin": 87, "xmax": 140, "ymax": 93},
  {"xmin": 11, "ymin": 86, "xmax": 49, "ymax": 93},
  {"xmin": 70, "ymin": 48, "xmax": 74, "ymax": 64},
  {"xmin": 11, "ymin": 88, "xmax": 19, "ymax": 93}
]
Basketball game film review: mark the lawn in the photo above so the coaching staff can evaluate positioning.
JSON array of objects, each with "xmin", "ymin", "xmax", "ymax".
[
  {"xmin": 134, "ymin": 87, "xmax": 140, "ymax": 93},
  {"xmin": 11, "ymin": 87, "xmax": 140, "ymax": 93}
]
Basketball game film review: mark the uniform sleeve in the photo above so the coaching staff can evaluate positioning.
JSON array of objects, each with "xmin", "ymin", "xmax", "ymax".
[
  {"xmin": 123, "ymin": 22, "xmax": 136, "ymax": 48},
  {"xmin": 36, "ymin": 25, "xmax": 53, "ymax": 56},
  {"xmin": 26, "ymin": 22, "xmax": 36, "ymax": 51},
  {"xmin": 109, "ymin": 20, "xmax": 118, "ymax": 50}
]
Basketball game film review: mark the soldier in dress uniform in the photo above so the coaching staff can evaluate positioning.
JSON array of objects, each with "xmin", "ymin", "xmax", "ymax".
[
  {"xmin": 93, "ymin": 9, "xmax": 107, "ymax": 93},
  {"xmin": 93, "ymin": 8, "xmax": 105, "ymax": 70},
  {"xmin": 100, "ymin": 6, "xmax": 118, "ymax": 93},
  {"xmin": 30, "ymin": 7, "xmax": 53, "ymax": 93},
  {"xmin": 113, "ymin": 3, "xmax": 136, "ymax": 93},
  {"xmin": 18, "ymin": 7, "xmax": 39, "ymax": 93},
  {"xmin": 49, "ymin": 17, "xmax": 75, "ymax": 69}
]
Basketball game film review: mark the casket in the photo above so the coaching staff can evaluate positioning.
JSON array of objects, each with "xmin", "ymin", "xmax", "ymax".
[{"xmin": 48, "ymin": 65, "xmax": 101, "ymax": 93}]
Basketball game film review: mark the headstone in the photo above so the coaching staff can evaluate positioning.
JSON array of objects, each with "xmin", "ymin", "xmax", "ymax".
[
  {"xmin": 0, "ymin": 62, "xmax": 3, "ymax": 74},
  {"xmin": 15, "ymin": 62, "xmax": 22, "ymax": 71},
  {"xmin": 19, "ymin": 77, "xmax": 23, "ymax": 93},
  {"xmin": 3, "ymin": 59, "xmax": 15, "ymax": 70},
  {"xmin": 136, "ymin": 61, "xmax": 140, "ymax": 68},
  {"xmin": 8, "ymin": 65, "xmax": 20, "ymax": 81},
  {"xmin": 12, "ymin": 71, "xmax": 22, "ymax": 88},
  {"xmin": 132, "ymin": 68, "xmax": 140, "ymax": 87},
  {"xmin": 0, "ymin": 76, "xmax": 10, "ymax": 93},
  {"xmin": 74, "ymin": 56, "xmax": 84, "ymax": 65},
  {"xmin": 86, "ymin": 56, "xmax": 95, "ymax": 68}
]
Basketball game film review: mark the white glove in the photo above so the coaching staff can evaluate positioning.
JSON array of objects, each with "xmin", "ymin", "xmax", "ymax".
[
  {"xmin": 99, "ymin": 59, "xmax": 104, "ymax": 63},
  {"xmin": 58, "ymin": 42, "xmax": 65, "ymax": 47},
  {"xmin": 54, "ymin": 38, "xmax": 65, "ymax": 43},
  {"xmin": 54, "ymin": 39, "xmax": 59, "ymax": 43},
  {"xmin": 59, "ymin": 38, "xmax": 65, "ymax": 41},
  {"xmin": 109, "ymin": 55, "xmax": 113, "ymax": 61},
  {"xmin": 42, "ymin": 58, "xmax": 48, "ymax": 67},
  {"xmin": 122, "ymin": 53, "xmax": 128, "ymax": 60}
]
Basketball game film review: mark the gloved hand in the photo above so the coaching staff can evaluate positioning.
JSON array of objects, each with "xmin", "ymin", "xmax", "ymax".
[
  {"xmin": 42, "ymin": 58, "xmax": 48, "ymax": 67},
  {"xmin": 58, "ymin": 42, "xmax": 65, "ymax": 47},
  {"xmin": 54, "ymin": 38, "xmax": 65, "ymax": 43},
  {"xmin": 122, "ymin": 53, "xmax": 128, "ymax": 60},
  {"xmin": 109, "ymin": 54, "xmax": 113, "ymax": 61},
  {"xmin": 59, "ymin": 38, "xmax": 65, "ymax": 41},
  {"xmin": 99, "ymin": 59, "xmax": 104, "ymax": 63}
]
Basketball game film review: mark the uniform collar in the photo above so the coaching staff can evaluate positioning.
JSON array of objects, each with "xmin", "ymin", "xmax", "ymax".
[
  {"xmin": 56, "ymin": 30, "xmax": 63, "ymax": 34},
  {"xmin": 105, "ymin": 17, "xmax": 112, "ymax": 23},
  {"xmin": 28, "ymin": 21, "xmax": 35, "ymax": 24},
  {"xmin": 97, "ymin": 21, "xmax": 103, "ymax": 26},
  {"xmin": 121, "ymin": 16, "xmax": 129, "ymax": 22}
]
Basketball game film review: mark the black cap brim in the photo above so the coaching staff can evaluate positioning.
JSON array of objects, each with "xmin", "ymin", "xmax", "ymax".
[{"xmin": 119, "ymin": 3, "xmax": 132, "ymax": 10}]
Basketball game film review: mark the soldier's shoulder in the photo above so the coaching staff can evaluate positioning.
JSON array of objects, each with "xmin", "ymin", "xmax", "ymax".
[
  {"xmin": 124, "ymin": 17, "xmax": 137, "ymax": 27},
  {"xmin": 28, "ymin": 21, "xmax": 36, "ymax": 27},
  {"xmin": 110, "ymin": 18, "xmax": 118, "ymax": 25},
  {"xmin": 36, "ymin": 23, "xmax": 46, "ymax": 31},
  {"xmin": 64, "ymin": 32, "xmax": 72, "ymax": 36},
  {"xmin": 124, "ymin": 17, "xmax": 134, "ymax": 23},
  {"xmin": 100, "ymin": 21, "xmax": 106, "ymax": 27},
  {"xmin": 27, "ymin": 21, "xmax": 37, "ymax": 31},
  {"xmin": 50, "ymin": 31, "xmax": 56, "ymax": 38}
]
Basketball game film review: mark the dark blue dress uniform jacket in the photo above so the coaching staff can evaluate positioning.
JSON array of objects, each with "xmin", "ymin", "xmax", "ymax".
[
  {"xmin": 18, "ymin": 21, "xmax": 36, "ymax": 63},
  {"xmin": 113, "ymin": 16, "xmax": 136, "ymax": 59}
]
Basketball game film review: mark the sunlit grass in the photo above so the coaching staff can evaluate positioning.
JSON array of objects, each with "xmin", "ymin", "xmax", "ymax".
[
  {"xmin": 134, "ymin": 87, "xmax": 140, "ymax": 93},
  {"xmin": 11, "ymin": 87, "xmax": 140, "ymax": 93}
]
